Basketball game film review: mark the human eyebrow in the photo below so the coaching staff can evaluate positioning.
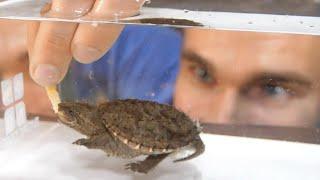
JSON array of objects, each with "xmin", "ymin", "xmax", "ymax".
[
  {"xmin": 251, "ymin": 73, "xmax": 311, "ymax": 86},
  {"xmin": 181, "ymin": 50, "xmax": 212, "ymax": 69}
]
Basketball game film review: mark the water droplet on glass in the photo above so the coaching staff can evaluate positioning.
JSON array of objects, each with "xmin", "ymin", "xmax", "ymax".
[
  {"xmin": 53, "ymin": 7, "xmax": 61, "ymax": 13},
  {"xmin": 145, "ymin": 92, "xmax": 156, "ymax": 97},
  {"xmin": 89, "ymin": 71, "xmax": 94, "ymax": 80},
  {"xmin": 114, "ymin": 13, "xmax": 120, "ymax": 22},
  {"xmin": 160, "ymin": 83, "xmax": 169, "ymax": 89},
  {"xmin": 73, "ymin": 7, "xmax": 90, "ymax": 17},
  {"xmin": 91, "ymin": 22, "xmax": 99, "ymax": 27},
  {"xmin": 74, "ymin": 8, "xmax": 85, "ymax": 17},
  {"xmin": 107, "ymin": 60, "xmax": 114, "ymax": 65}
]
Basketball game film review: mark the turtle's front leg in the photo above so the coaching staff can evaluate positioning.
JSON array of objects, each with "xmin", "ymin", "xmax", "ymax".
[
  {"xmin": 73, "ymin": 132, "xmax": 140, "ymax": 158},
  {"xmin": 125, "ymin": 153, "xmax": 169, "ymax": 173}
]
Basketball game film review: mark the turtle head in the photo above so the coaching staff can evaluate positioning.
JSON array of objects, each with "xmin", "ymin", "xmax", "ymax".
[{"xmin": 58, "ymin": 102, "xmax": 102, "ymax": 136}]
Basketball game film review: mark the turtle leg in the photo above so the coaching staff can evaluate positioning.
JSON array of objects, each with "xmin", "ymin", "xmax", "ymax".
[
  {"xmin": 73, "ymin": 137, "xmax": 108, "ymax": 149},
  {"xmin": 73, "ymin": 138, "xmax": 92, "ymax": 146},
  {"xmin": 73, "ymin": 132, "xmax": 140, "ymax": 158},
  {"xmin": 174, "ymin": 137, "xmax": 205, "ymax": 162},
  {"xmin": 125, "ymin": 153, "xmax": 169, "ymax": 174}
]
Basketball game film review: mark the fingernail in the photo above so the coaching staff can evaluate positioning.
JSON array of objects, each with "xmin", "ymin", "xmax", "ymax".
[
  {"xmin": 73, "ymin": 44, "xmax": 102, "ymax": 63},
  {"xmin": 34, "ymin": 64, "xmax": 60, "ymax": 86}
]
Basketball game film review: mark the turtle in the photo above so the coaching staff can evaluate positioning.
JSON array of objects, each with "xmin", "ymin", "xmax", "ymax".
[{"xmin": 57, "ymin": 99, "xmax": 205, "ymax": 173}]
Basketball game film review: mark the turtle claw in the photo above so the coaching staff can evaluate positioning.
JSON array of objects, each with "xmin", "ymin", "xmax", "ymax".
[
  {"xmin": 73, "ymin": 138, "xmax": 88, "ymax": 145},
  {"xmin": 125, "ymin": 154, "xmax": 169, "ymax": 174},
  {"xmin": 125, "ymin": 162, "xmax": 147, "ymax": 174}
]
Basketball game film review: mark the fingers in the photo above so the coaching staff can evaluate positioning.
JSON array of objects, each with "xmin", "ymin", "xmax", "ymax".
[
  {"xmin": 29, "ymin": 0, "xmax": 146, "ymax": 86},
  {"xmin": 89, "ymin": 0, "xmax": 145, "ymax": 18},
  {"xmin": 27, "ymin": 21, "xmax": 40, "ymax": 57},
  {"xmin": 72, "ymin": 23, "xmax": 123, "ymax": 63},
  {"xmin": 44, "ymin": 0, "xmax": 94, "ymax": 18},
  {"xmin": 29, "ymin": 0, "xmax": 95, "ymax": 86},
  {"xmin": 30, "ymin": 22, "xmax": 78, "ymax": 86},
  {"xmin": 71, "ymin": 0, "xmax": 145, "ymax": 63}
]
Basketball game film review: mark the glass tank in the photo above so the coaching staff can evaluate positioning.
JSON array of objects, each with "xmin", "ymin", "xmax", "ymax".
[{"xmin": 0, "ymin": 0, "xmax": 319, "ymax": 179}]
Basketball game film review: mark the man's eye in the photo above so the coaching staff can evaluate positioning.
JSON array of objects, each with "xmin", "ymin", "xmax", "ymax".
[
  {"xmin": 263, "ymin": 84, "xmax": 288, "ymax": 96},
  {"xmin": 245, "ymin": 82, "xmax": 296, "ymax": 104},
  {"xmin": 193, "ymin": 66, "xmax": 214, "ymax": 84}
]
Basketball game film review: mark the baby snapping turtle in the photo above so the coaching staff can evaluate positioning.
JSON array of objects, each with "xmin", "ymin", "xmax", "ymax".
[{"xmin": 57, "ymin": 99, "xmax": 205, "ymax": 173}]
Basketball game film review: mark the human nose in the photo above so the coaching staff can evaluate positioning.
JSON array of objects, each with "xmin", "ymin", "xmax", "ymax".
[{"xmin": 210, "ymin": 88, "xmax": 238, "ymax": 124}]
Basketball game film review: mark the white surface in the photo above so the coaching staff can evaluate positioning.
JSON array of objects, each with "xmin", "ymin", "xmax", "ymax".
[
  {"xmin": 4, "ymin": 107, "xmax": 16, "ymax": 136},
  {"xmin": 0, "ymin": 0, "xmax": 320, "ymax": 35},
  {"xmin": 12, "ymin": 73, "xmax": 24, "ymax": 101},
  {"xmin": 0, "ymin": 121, "xmax": 320, "ymax": 180},
  {"xmin": 15, "ymin": 101, "xmax": 26, "ymax": 127},
  {"xmin": 1, "ymin": 78, "xmax": 14, "ymax": 107}
]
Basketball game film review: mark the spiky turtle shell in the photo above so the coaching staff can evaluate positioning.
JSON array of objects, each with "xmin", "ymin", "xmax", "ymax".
[{"xmin": 98, "ymin": 99, "xmax": 200, "ymax": 154}]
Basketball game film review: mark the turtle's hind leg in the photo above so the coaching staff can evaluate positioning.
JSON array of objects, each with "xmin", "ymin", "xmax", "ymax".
[
  {"xmin": 125, "ymin": 153, "xmax": 169, "ymax": 174},
  {"xmin": 174, "ymin": 137, "xmax": 205, "ymax": 162}
]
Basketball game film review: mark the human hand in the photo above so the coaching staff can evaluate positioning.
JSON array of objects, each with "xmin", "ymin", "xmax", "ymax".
[{"xmin": 28, "ymin": 0, "xmax": 145, "ymax": 86}]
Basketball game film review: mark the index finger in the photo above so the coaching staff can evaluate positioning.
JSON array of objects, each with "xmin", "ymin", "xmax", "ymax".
[
  {"xmin": 72, "ymin": 0, "xmax": 146, "ymax": 63},
  {"xmin": 29, "ymin": 0, "xmax": 95, "ymax": 86}
]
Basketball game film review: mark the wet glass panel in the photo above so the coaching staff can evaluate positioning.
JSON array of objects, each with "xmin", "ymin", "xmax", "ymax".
[
  {"xmin": 0, "ymin": 0, "xmax": 320, "ymax": 179},
  {"xmin": 0, "ymin": 0, "xmax": 320, "ymax": 35}
]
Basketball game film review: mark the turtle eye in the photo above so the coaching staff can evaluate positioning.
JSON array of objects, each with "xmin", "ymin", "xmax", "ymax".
[{"xmin": 67, "ymin": 109, "xmax": 74, "ymax": 116}]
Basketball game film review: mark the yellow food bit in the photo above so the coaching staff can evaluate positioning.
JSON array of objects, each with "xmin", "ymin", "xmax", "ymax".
[{"xmin": 45, "ymin": 86, "xmax": 61, "ymax": 113}]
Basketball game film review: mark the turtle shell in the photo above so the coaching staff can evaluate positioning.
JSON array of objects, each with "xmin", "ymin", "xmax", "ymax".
[{"xmin": 98, "ymin": 99, "xmax": 200, "ymax": 153}]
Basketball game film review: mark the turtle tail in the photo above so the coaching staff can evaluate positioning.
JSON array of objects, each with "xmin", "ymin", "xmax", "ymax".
[{"xmin": 174, "ymin": 137, "xmax": 205, "ymax": 162}]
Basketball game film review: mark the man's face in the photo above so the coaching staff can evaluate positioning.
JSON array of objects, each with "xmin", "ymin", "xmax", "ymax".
[{"xmin": 174, "ymin": 29, "xmax": 320, "ymax": 127}]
